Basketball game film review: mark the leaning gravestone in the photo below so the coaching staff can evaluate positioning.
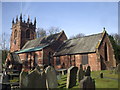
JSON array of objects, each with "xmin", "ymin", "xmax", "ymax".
[
  {"xmin": 80, "ymin": 76, "xmax": 95, "ymax": 90},
  {"xmin": 66, "ymin": 66, "xmax": 78, "ymax": 88},
  {"xmin": 19, "ymin": 71, "xmax": 29, "ymax": 88},
  {"xmin": 27, "ymin": 65, "xmax": 46, "ymax": 88},
  {"xmin": 45, "ymin": 66, "xmax": 58, "ymax": 88},
  {"xmin": 77, "ymin": 64, "xmax": 84, "ymax": 82}
]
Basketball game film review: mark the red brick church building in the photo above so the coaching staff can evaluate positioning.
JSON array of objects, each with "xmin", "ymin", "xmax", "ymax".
[{"xmin": 5, "ymin": 14, "xmax": 116, "ymax": 71}]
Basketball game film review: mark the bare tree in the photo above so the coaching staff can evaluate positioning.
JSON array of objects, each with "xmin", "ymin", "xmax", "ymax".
[
  {"xmin": 48, "ymin": 26, "xmax": 60, "ymax": 35},
  {"xmin": 70, "ymin": 33, "xmax": 85, "ymax": 39},
  {"xmin": 0, "ymin": 32, "xmax": 10, "ymax": 50},
  {"xmin": 36, "ymin": 28, "xmax": 47, "ymax": 38},
  {"xmin": 111, "ymin": 33, "xmax": 120, "ymax": 45}
]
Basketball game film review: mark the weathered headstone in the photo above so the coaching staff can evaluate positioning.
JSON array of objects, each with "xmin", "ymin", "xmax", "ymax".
[
  {"xmin": 45, "ymin": 66, "xmax": 58, "ymax": 88},
  {"xmin": 77, "ymin": 64, "xmax": 84, "ymax": 82},
  {"xmin": 0, "ymin": 73, "xmax": 3, "ymax": 90},
  {"xmin": 80, "ymin": 76, "xmax": 95, "ymax": 90},
  {"xmin": 66, "ymin": 66, "xmax": 78, "ymax": 88},
  {"xmin": 100, "ymin": 72, "xmax": 103, "ymax": 78},
  {"xmin": 27, "ymin": 65, "xmax": 46, "ymax": 88},
  {"xmin": 19, "ymin": 70, "xmax": 29, "ymax": 88},
  {"xmin": 2, "ymin": 72, "xmax": 9, "ymax": 83},
  {"xmin": 85, "ymin": 66, "xmax": 91, "ymax": 76},
  {"xmin": 0, "ymin": 73, "xmax": 3, "ymax": 83}
]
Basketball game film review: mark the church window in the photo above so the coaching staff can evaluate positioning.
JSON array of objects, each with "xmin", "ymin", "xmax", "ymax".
[
  {"xmin": 104, "ymin": 43, "xmax": 108, "ymax": 61},
  {"xmin": 82, "ymin": 54, "xmax": 88, "ymax": 65},
  {"xmin": 14, "ymin": 30, "xmax": 17, "ymax": 39}
]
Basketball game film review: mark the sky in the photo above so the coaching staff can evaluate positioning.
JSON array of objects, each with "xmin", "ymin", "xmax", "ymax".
[{"xmin": 1, "ymin": 2, "xmax": 118, "ymax": 49}]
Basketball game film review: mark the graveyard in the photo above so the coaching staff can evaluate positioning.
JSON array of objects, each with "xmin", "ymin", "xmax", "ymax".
[
  {"xmin": 1, "ymin": 64, "xmax": 119, "ymax": 89},
  {"xmin": 58, "ymin": 70, "xmax": 119, "ymax": 88}
]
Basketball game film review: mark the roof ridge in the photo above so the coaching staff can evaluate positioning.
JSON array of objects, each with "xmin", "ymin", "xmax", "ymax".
[{"xmin": 68, "ymin": 32, "xmax": 103, "ymax": 41}]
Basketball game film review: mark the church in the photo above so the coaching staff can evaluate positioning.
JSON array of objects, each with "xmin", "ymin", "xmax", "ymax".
[{"xmin": 5, "ymin": 14, "xmax": 116, "ymax": 71}]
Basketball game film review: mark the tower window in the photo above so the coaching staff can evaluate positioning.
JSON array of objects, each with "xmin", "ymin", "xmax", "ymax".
[
  {"xmin": 26, "ymin": 29, "xmax": 30, "ymax": 38},
  {"xmin": 14, "ymin": 30, "xmax": 17, "ymax": 39}
]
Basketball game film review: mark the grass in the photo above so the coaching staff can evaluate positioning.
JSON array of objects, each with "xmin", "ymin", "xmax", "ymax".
[
  {"xmin": 95, "ymin": 78, "xmax": 118, "ymax": 88},
  {"xmin": 9, "ymin": 70, "xmax": 119, "ymax": 89},
  {"xmin": 91, "ymin": 70, "xmax": 118, "ymax": 79},
  {"xmin": 58, "ymin": 70, "xmax": 119, "ymax": 89}
]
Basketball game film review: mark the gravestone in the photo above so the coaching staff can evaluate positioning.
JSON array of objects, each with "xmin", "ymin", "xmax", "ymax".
[
  {"xmin": 27, "ymin": 65, "xmax": 46, "ymax": 88},
  {"xmin": 2, "ymin": 72, "xmax": 9, "ymax": 83},
  {"xmin": 66, "ymin": 66, "xmax": 78, "ymax": 88},
  {"xmin": 0, "ymin": 73, "xmax": 3, "ymax": 83},
  {"xmin": 45, "ymin": 66, "xmax": 58, "ymax": 88},
  {"xmin": 77, "ymin": 64, "xmax": 84, "ymax": 82},
  {"xmin": 85, "ymin": 66, "xmax": 91, "ymax": 76},
  {"xmin": 100, "ymin": 72, "xmax": 103, "ymax": 78},
  {"xmin": 0, "ymin": 73, "xmax": 3, "ymax": 90},
  {"xmin": 80, "ymin": 76, "xmax": 95, "ymax": 90},
  {"xmin": 19, "ymin": 70, "xmax": 29, "ymax": 88}
]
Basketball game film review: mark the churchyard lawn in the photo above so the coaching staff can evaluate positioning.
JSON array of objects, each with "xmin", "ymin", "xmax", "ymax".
[{"xmin": 58, "ymin": 70, "xmax": 119, "ymax": 88}]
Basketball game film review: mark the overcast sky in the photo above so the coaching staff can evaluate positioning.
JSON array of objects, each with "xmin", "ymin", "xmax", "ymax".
[{"xmin": 0, "ymin": 2, "xmax": 118, "ymax": 49}]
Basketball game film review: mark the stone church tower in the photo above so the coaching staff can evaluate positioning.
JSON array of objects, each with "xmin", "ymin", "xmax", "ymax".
[{"xmin": 10, "ymin": 14, "xmax": 36, "ymax": 52}]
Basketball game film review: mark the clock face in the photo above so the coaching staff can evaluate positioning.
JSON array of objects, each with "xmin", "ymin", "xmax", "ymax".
[{"xmin": 14, "ymin": 39, "xmax": 16, "ymax": 44}]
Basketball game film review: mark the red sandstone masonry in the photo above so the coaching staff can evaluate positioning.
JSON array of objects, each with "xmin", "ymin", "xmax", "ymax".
[{"xmin": 54, "ymin": 32, "xmax": 116, "ymax": 71}]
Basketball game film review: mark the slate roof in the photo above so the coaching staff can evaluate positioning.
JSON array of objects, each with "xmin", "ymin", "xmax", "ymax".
[
  {"xmin": 22, "ymin": 32, "xmax": 61, "ymax": 49},
  {"xmin": 54, "ymin": 32, "xmax": 104, "ymax": 56},
  {"xmin": 16, "ymin": 45, "xmax": 48, "ymax": 54},
  {"xmin": 16, "ymin": 32, "xmax": 62, "ymax": 54}
]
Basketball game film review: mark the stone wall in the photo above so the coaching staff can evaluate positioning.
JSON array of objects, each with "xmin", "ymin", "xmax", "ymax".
[
  {"xmin": 54, "ymin": 33, "xmax": 116, "ymax": 71},
  {"xmin": 54, "ymin": 53, "xmax": 99, "ymax": 71},
  {"xmin": 18, "ymin": 50, "xmax": 43, "ymax": 70},
  {"xmin": 98, "ymin": 33, "xmax": 116, "ymax": 70},
  {"xmin": 10, "ymin": 20, "xmax": 36, "ymax": 52}
]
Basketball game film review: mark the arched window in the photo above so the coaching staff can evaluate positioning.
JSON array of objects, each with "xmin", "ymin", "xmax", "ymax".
[
  {"xmin": 26, "ymin": 29, "xmax": 30, "ymax": 38},
  {"xmin": 104, "ymin": 43, "xmax": 108, "ymax": 61},
  {"xmin": 14, "ymin": 30, "xmax": 17, "ymax": 39}
]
